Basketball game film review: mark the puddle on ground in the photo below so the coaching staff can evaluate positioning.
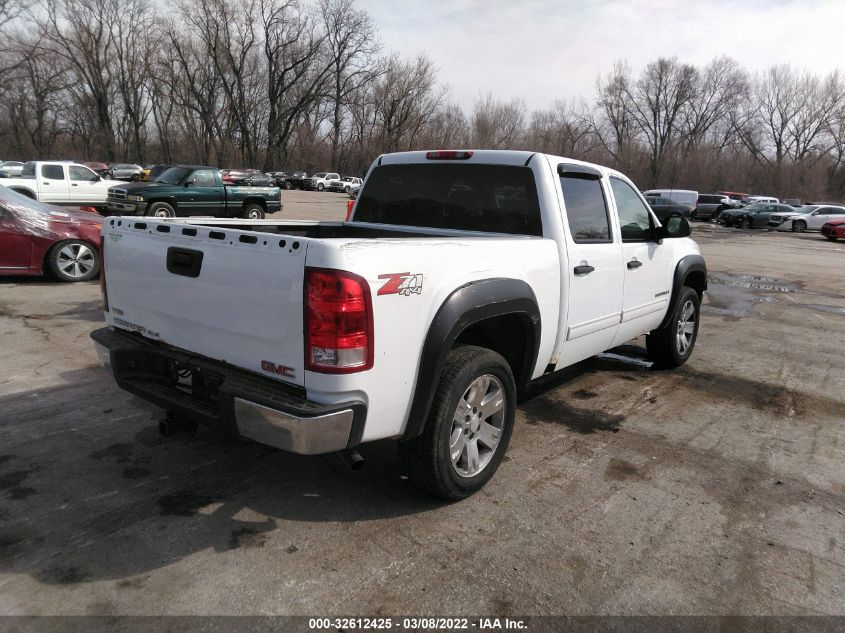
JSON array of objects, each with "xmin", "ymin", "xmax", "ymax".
[
  {"xmin": 797, "ymin": 304, "xmax": 845, "ymax": 317},
  {"xmin": 704, "ymin": 272, "xmax": 800, "ymax": 318}
]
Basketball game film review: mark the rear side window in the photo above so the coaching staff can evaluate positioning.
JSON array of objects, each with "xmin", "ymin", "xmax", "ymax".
[
  {"xmin": 560, "ymin": 174, "xmax": 611, "ymax": 243},
  {"xmin": 354, "ymin": 164, "xmax": 542, "ymax": 236},
  {"xmin": 41, "ymin": 165, "xmax": 64, "ymax": 180}
]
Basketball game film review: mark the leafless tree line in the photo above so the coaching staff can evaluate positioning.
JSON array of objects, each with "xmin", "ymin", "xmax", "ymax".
[{"xmin": 1, "ymin": 0, "xmax": 843, "ymax": 199}]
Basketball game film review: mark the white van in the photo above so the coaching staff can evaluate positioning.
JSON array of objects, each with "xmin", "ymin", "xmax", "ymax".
[
  {"xmin": 642, "ymin": 189, "xmax": 698, "ymax": 211},
  {"xmin": 745, "ymin": 195, "xmax": 779, "ymax": 204}
]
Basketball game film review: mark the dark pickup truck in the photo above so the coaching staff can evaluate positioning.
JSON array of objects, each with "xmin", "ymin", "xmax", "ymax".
[{"xmin": 105, "ymin": 165, "xmax": 282, "ymax": 219}]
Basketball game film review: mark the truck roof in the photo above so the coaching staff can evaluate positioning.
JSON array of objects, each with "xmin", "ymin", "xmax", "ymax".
[{"xmin": 377, "ymin": 149, "xmax": 619, "ymax": 176}]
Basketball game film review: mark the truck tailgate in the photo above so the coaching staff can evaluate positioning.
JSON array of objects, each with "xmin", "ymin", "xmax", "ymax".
[{"xmin": 103, "ymin": 220, "xmax": 308, "ymax": 387}]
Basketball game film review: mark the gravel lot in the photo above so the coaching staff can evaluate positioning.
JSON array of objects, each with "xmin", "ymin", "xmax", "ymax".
[{"xmin": 1, "ymin": 191, "xmax": 843, "ymax": 617}]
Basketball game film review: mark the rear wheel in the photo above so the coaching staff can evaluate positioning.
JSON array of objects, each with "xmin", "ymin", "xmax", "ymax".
[
  {"xmin": 146, "ymin": 202, "xmax": 175, "ymax": 218},
  {"xmin": 646, "ymin": 286, "xmax": 700, "ymax": 369},
  {"xmin": 792, "ymin": 220, "xmax": 807, "ymax": 233},
  {"xmin": 240, "ymin": 203, "xmax": 265, "ymax": 219},
  {"xmin": 48, "ymin": 240, "xmax": 99, "ymax": 282},
  {"xmin": 399, "ymin": 346, "xmax": 516, "ymax": 500}
]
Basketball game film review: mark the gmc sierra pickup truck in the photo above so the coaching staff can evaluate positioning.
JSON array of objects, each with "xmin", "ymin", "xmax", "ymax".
[
  {"xmin": 105, "ymin": 165, "xmax": 282, "ymax": 219},
  {"xmin": 91, "ymin": 150, "xmax": 706, "ymax": 499}
]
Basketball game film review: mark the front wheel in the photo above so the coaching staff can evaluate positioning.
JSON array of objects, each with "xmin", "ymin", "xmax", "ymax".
[
  {"xmin": 146, "ymin": 202, "xmax": 175, "ymax": 218},
  {"xmin": 48, "ymin": 240, "xmax": 99, "ymax": 282},
  {"xmin": 646, "ymin": 286, "xmax": 700, "ymax": 369},
  {"xmin": 740, "ymin": 217, "xmax": 751, "ymax": 229},
  {"xmin": 792, "ymin": 220, "xmax": 807, "ymax": 233},
  {"xmin": 399, "ymin": 346, "xmax": 516, "ymax": 500},
  {"xmin": 826, "ymin": 235, "xmax": 838, "ymax": 241},
  {"xmin": 317, "ymin": 183, "xmax": 324, "ymax": 191}
]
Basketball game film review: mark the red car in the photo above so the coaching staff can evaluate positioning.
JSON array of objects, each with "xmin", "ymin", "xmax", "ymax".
[
  {"xmin": 0, "ymin": 185, "xmax": 102, "ymax": 282},
  {"xmin": 821, "ymin": 219, "xmax": 845, "ymax": 241}
]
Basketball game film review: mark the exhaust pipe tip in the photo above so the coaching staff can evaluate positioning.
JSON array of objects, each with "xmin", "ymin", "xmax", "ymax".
[{"xmin": 338, "ymin": 448, "xmax": 365, "ymax": 471}]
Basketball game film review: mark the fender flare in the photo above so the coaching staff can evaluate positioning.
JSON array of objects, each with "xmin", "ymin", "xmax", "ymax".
[
  {"xmin": 657, "ymin": 254, "xmax": 707, "ymax": 330},
  {"xmin": 9, "ymin": 187, "xmax": 36, "ymax": 199},
  {"xmin": 402, "ymin": 278, "xmax": 541, "ymax": 441}
]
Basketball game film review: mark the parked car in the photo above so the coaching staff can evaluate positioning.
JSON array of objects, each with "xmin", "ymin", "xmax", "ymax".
[
  {"xmin": 782, "ymin": 198, "xmax": 803, "ymax": 207},
  {"xmin": 642, "ymin": 189, "xmax": 697, "ymax": 212},
  {"xmin": 109, "ymin": 163, "xmax": 144, "ymax": 181},
  {"xmin": 285, "ymin": 171, "xmax": 308, "ymax": 189},
  {"xmin": 105, "ymin": 165, "xmax": 282, "ymax": 218},
  {"xmin": 0, "ymin": 161, "xmax": 25, "ymax": 177},
  {"xmin": 145, "ymin": 164, "xmax": 174, "ymax": 183},
  {"xmin": 267, "ymin": 172, "xmax": 290, "ymax": 189},
  {"xmin": 820, "ymin": 219, "xmax": 845, "ymax": 241},
  {"xmin": 769, "ymin": 204, "xmax": 845, "ymax": 232},
  {"xmin": 691, "ymin": 194, "xmax": 731, "ymax": 221},
  {"xmin": 719, "ymin": 203, "xmax": 797, "ymax": 228},
  {"xmin": 2, "ymin": 161, "xmax": 122, "ymax": 209},
  {"xmin": 328, "ymin": 176, "xmax": 363, "ymax": 193},
  {"xmin": 0, "ymin": 184, "xmax": 102, "ymax": 282},
  {"xmin": 81, "ymin": 161, "xmax": 110, "ymax": 176},
  {"xmin": 717, "ymin": 191, "xmax": 747, "ymax": 207},
  {"xmin": 303, "ymin": 172, "xmax": 340, "ymax": 191},
  {"xmin": 744, "ymin": 195, "xmax": 779, "ymax": 204},
  {"xmin": 644, "ymin": 195, "xmax": 692, "ymax": 220},
  {"xmin": 91, "ymin": 149, "xmax": 706, "ymax": 499}
]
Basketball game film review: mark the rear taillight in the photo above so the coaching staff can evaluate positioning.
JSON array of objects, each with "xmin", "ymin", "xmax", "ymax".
[
  {"xmin": 99, "ymin": 237, "xmax": 109, "ymax": 312},
  {"xmin": 425, "ymin": 150, "xmax": 473, "ymax": 160},
  {"xmin": 345, "ymin": 199, "xmax": 355, "ymax": 221},
  {"xmin": 305, "ymin": 268, "xmax": 373, "ymax": 373}
]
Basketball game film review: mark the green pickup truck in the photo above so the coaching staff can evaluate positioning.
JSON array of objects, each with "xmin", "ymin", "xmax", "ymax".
[{"xmin": 105, "ymin": 165, "xmax": 282, "ymax": 219}]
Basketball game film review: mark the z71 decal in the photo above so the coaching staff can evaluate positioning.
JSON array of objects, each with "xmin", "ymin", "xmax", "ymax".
[{"xmin": 378, "ymin": 272, "xmax": 424, "ymax": 296}]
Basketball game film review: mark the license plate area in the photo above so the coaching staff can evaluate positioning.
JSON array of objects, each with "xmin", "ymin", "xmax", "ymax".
[{"xmin": 114, "ymin": 351, "xmax": 223, "ymax": 416}]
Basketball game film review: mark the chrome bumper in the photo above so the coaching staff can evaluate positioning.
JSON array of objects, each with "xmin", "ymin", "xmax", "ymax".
[{"xmin": 234, "ymin": 398, "xmax": 354, "ymax": 455}]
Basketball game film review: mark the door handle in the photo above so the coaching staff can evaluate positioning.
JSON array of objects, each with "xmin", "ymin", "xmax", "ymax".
[
  {"xmin": 627, "ymin": 259, "xmax": 643, "ymax": 269},
  {"xmin": 573, "ymin": 264, "xmax": 594, "ymax": 275},
  {"xmin": 71, "ymin": 183, "xmax": 78, "ymax": 187},
  {"xmin": 42, "ymin": 182, "xmax": 50, "ymax": 185}
]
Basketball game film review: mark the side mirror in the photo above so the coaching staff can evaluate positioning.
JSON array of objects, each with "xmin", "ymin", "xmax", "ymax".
[
  {"xmin": 184, "ymin": 180, "xmax": 195, "ymax": 187},
  {"xmin": 93, "ymin": 175, "xmax": 101, "ymax": 182},
  {"xmin": 656, "ymin": 215, "xmax": 691, "ymax": 240}
]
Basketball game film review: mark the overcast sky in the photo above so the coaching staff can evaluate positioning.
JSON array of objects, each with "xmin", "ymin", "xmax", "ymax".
[{"xmin": 364, "ymin": 0, "xmax": 845, "ymax": 112}]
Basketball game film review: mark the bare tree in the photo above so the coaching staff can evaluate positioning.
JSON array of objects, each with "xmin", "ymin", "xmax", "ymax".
[{"xmin": 470, "ymin": 92, "xmax": 525, "ymax": 149}]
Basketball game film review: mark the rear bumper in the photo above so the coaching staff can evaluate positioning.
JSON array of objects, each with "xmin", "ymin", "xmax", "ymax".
[{"xmin": 91, "ymin": 327, "xmax": 365, "ymax": 454}]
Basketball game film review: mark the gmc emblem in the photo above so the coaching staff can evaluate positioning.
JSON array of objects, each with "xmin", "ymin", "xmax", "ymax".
[{"xmin": 261, "ymin": 360, "xmax": 295, "ymax": 379}]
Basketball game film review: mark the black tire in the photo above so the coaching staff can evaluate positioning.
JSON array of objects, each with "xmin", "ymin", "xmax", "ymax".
[
  {"xmin": 792, "ymin": 220, "xmax": 806, "ymax": 233},
  {"xmin": 317, "ymin": 183, "xmax": 324, "ymax": 191},
  {"xmin": 740, "ymin": 217, "xmax": 751, "ymax": 229},
  {"xmin": 146, "ymin": 201, "xmax": 175, "ymax": 218},
  {"xmin": 690, "ymin": 210, "xmax": 697, "ymax": 221},
  {"xmin": 646, "ymin": 286, "xmax": 700, "ymax": 369},
  {"xmin": 826, "ymin": 235, "xmax": 837, "ymax": 241},
  {"xmin": 48, "ymin": 240, "xmax": 100, "ymax": 282},
  {"xmin": 399, "ymin": 346, "xmax": 516, "ymax": 500},
  {"xmin": 131, "ymin": 174, "xmax": 140, "ymax": 182},
  {"xmin": 240, "ymin": 203, "xmax": 265, "ymax": 219}
]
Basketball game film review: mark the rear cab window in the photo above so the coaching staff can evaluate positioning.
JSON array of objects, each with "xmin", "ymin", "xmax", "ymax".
[
  {"xmin": 41, "ymin": 164, "xmax": 65, "ymax": 180},
  {"xmin": 354, "ymin": 163, "xmax": 542, "ymax": 236},
  {"xmin": 559, "ymin": 170, "xmax": 611, "ymax": 243}
]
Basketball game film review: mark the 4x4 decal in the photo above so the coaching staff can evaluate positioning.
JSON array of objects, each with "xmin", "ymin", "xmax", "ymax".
[{"xmin": 378, "ymin": 272, "xmax": 423, "ymax": 296}]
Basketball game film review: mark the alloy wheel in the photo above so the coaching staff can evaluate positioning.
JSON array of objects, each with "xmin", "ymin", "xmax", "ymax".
[
  {"xmin": 57, "ymin": 243, "xmax": 96, "ymax": 279},
  {"xmin": 449, "ymin": 374, "xmax": 505, "ymax": 478},
  {"xmin": 676, "ymin": 299, "xmax": 696, "ymax": 355}
]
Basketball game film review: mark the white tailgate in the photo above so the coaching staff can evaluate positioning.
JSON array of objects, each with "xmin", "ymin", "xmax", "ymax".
[{"xmin": 103, "ymin": 220, "xmax": 308, "ymax": 386}]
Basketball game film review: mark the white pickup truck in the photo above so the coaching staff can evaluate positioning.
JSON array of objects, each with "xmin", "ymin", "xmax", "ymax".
[
  {"xmin": 4, "ymin": 161, "xmax": 122, "ymax": 209},
  {"xmin": 91, "ymin": 150, "xmax": 706, "ymax": 499}
]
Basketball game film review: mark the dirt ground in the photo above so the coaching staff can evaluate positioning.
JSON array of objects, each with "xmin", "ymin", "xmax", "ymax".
[{"xmin": 0, "ymin": 191, "xmax": 843, "ymax": 618}]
